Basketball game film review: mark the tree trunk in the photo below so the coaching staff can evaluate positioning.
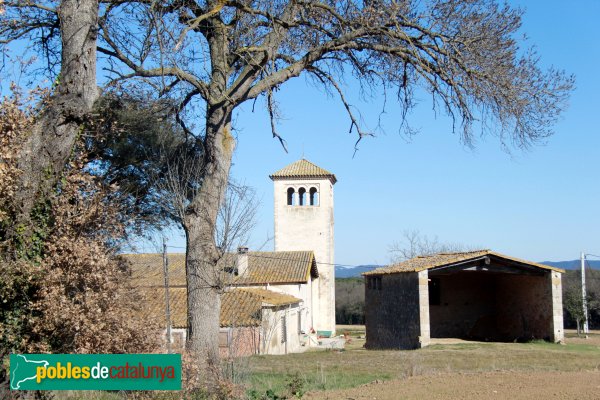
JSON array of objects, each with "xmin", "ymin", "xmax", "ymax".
[
  {"xmin": 15, "ymin": 0, "xmax": 98, "ymax": 222},
  {"xmin": 184, "ymin": 104, "xmax": 235, "ymax": 386}
]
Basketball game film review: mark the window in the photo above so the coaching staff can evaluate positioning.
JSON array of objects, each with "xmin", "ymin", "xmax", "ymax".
[
  {"xmin": 368, "ymin": 276, "xmax": 382, "ymax": 290},
  {"xmin": 287, "ymin": 187, "xmax": 295, "ymax": 205},
  {"xmin": 281, "ymin": 315, "xmax": 287, "ymax": 343},
  {"xmin": 298, "ymin": 188, "xmax": 307, "ymax": 206},
  {"xmin": 429, "ymin": 278, "xmax": 441, "ymax": 305},
  {"xmin": 298, "ymin": 311, "xmax": 302, "ymax": 334},
  {"xmin": 219, "ymin": 328, "xmax": 232, "ymax": 348},
  {"xmin": 309, "ymin": 187, "xmax": 319, "ymax": 206}
]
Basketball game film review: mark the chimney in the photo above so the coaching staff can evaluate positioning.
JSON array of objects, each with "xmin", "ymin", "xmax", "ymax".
[{"xmin": 237, "ymin": 247, "xmax": 249, "ymax": 276}]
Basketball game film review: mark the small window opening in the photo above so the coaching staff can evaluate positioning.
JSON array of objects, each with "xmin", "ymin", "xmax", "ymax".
[
  {"xmin": 281, "ymin": 315, "xmax": 287, "ymax": 343},
  {"xmin": 298, "ymin": 188, "xmax": 307, "ymax": 206},
  {"xmin": 309, "ymin": 187, "xmax": 319, "ymax": 206},
  {"xmin": 429, "ymin": 278, "xmax": 441, "ymax": 305},
  {"xmin": 287, "ymin": 187, "xmax": 295, "ymax": 205}
]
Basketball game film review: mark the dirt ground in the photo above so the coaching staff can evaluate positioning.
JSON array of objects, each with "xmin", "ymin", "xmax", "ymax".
[
  {"xmin": 300, "ymin": 329, "xmax": 600, "ymax": 400},
  {"xmin": 305, "ymin": 370, "xmax": 600, "ymax": 400},
  {"xmin": 565, "ymin": 329, "xmax": 600, "ymax": 346}
]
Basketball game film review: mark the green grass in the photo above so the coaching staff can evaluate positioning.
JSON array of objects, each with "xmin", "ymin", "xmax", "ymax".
[
  {"xmin": 246, "ymin": 336, "xmax": 600, "ymax": 396},
  {"xmin": 248, "ymin": 367, "xmax": 389, "ymax": 394}
]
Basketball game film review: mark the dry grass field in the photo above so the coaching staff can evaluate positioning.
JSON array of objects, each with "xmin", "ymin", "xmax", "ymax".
[
  {"xmin": 246, "ymin": 327, "xmax": 600, "ymax": 399},
  {"xmin": 54, "ymin": 327, "xmax": 600, "ymax": 399}
]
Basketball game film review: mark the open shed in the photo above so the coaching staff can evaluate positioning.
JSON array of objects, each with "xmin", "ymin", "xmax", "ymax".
[{"xmin": 363, "ymin": 250, "xmax": 564, "ymax": 349}]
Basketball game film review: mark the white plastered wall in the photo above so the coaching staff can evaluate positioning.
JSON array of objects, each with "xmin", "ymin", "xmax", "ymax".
[{"xmin": 273, "ymin": 177, "xmax": 335, "ymax": 333}]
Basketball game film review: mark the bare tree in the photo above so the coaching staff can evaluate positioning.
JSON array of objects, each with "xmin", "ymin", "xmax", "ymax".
[
  {"xmin": 388, "ymin": 229, "xmax": 473, "ymax": 262},
  {"xmin": 215, "ymin": 183, "xmax": 259, "ymax": 253},
  {"xmin": 1, "ymin": 0, "xmax": 575, "ymax": 384},
  {"xmin": 154, "ymin": 145, "xmax": 259, "ymax": 287}
]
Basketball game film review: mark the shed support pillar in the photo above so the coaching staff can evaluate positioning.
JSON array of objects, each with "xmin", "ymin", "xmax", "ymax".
[
  {"xmin": 418, "ymin": 270, "xmax": 431, "ymax": 348},
  {"xmin": 550, "ymin": 271, "xmax": 564, "ymax": 342}
]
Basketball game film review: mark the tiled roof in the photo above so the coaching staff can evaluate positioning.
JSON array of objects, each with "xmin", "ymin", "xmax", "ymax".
[
  {"xmin": 363, "ymin": 250, "xmax": 564, "ymax": 276},
  {"xmin": 139, "ymin": 287, "xmax": 300, "ymax": 328},
  {"xmin": 139, "ymin": 287, "xmax": 187, "ymax": 328},
  {"xmin": 270, "ymin": 159, "xmax": 337, "ymax": 183},
  {"xmin": 123, "ymin": 250, "xmax": 318, "ymax": 287},
  {"xmin": 125, "ymin": 253, "xmax": 187, "ymax": 287},
  {"xmin": 220, "ymin": 251, "xmax": 318, "ymax": 285},
  {"xmin": 242, "ymin": 288, "xmax": 302, "ymax": 306}
]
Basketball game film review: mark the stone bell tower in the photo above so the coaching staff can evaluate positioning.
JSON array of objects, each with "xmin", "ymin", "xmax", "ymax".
[{"xmin": 270, "ymin": 159, "xmax": 336, "ymax": 334}]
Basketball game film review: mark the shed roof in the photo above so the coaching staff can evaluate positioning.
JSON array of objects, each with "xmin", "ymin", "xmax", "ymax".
[
  {"xmin": 270, "ymin": 159, "xmax": 337, "ymax": 184},
  {"xmin": 124, "ymin": 250, "xmax": 318, "ymax": 287},
  {"xmin": 363, "ymin": 250, "xmax": 564, "ymax": 276},
  {"xmin": 139, "ymin": 287, "xmax": 301, "ymax": 328}
]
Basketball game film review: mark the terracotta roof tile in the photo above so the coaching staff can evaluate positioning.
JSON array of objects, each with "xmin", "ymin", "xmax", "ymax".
[
  {"xmin": 270, "ymin": 159, "xmax": 337, "ymax": 183},
  {"xmin": 241, "ymin": 288, "xmax": 302, "ymax": 306},
  {"xmin": 124, "ymin": 251, "xmax": 317, "ymax": 287},
  {"xmin": 139, "ymin": 287, "xmax": 300, "ymax": 328},
  {"xmin": 124, "ymin": 253, "xmax": 187, "ymax": 287},
  {"xmin": 221, "ymin": 251, "xmax": 318, "ymax": 285},
  {"xmin": 139, "ymin": 287, "xmax": 188, "ymax": 328},
  {"xmin": 363, "ymin": 250, "xmax": 564, "ymax": 275}
]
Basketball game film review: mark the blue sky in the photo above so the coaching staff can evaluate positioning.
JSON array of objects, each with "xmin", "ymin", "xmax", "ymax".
[
  {"xmin": 213, "ymin": 0, "xmax": 600, "ymax": 265},
  {"xmin": 2, "ymin": 1, "xmax": 598, "ymax": 265}
]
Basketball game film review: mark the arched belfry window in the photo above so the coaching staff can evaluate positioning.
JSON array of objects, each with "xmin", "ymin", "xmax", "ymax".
[
  {"xmin": 298, "ymin": 188, "xmax": 307, "ymax": 206},
  {"xmin": 309, "ymin": 187, "xmax": 319, "ymax": 206},
  {"xmin": 287, "ymin": 187, "xmax": 295, "ymax": 205}
]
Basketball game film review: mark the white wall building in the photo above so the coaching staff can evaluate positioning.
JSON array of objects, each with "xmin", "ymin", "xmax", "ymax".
[
  {"xmin": 127, "ymin": 158, "xmax": 338, "ymax": 355},
  {"xmin": 270, "ymin": 159, "xmax": 337, "ymax": 334}
]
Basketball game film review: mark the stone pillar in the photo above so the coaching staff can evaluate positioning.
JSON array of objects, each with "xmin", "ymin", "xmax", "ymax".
[
  {"xmin": 418, "ymin": 270, "xmax": 431, "ymax": 347},
  {"xmin": 550, "ymin": 271, "xmax": 564, "ymax": 342}
]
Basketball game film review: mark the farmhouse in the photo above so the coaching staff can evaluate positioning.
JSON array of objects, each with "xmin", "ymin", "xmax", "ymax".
[
  {"xmin": 126, "ymin": 158, "xmax": 337, "ymax": 355},
  {"xmin": 127, "ymin": 249, "xmax": 318, "ymax": 355},
  {"xmin": 363, "ymin": 250, "xmax": 564, "ymax": 349}
]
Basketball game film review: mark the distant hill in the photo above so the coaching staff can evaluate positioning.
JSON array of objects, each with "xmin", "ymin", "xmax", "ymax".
[
  {"xmin": 540, "ymin": 260, "xmax": 600, "ymax": 270},
  {"xmin": 334, "ymin": 260, "xmax": 600, "ymax": 278},
  {"xmin": 335, "ymin": 265, "xmax": 380, "ymax": 278}
]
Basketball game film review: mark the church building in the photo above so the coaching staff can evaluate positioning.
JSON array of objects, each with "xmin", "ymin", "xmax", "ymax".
[
  {"xmin": 127, "ymin": 158, "xmax": 337, "ymax": 355},
  {"xmin": 270, "ymin": 158, "xmax": 337, "ymax": 334}
]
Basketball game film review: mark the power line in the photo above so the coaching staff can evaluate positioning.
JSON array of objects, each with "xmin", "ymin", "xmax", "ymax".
[
  {"xmin": 163, "ymin": 246, "xmax": 381, "ymax": 270},
  {"xmin": 247, "ymin": 252, "xmax": 379, "ymax": 269}
]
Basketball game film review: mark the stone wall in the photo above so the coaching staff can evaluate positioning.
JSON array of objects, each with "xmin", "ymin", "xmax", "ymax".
[
  {"xmin": 495, "ymin": 273, "xmax": 554, "ymax": 341},
  {"xmin": 430, "ymin": 270, "xmax": 562, "ymax": 342},
  {"xmin": 366, "ymin": 268, "xmax": 564, "ymax": 349},
  {"xmin": 429, "ymin": 272, "xmax": 497, "ymax": 339},
  {"xmin": 220, "ymin": 327, "xmax": 260, "ymax": 357},
  {"xmin": 365, "ymin": 272, "xmax": 424, "ymax": 349}
]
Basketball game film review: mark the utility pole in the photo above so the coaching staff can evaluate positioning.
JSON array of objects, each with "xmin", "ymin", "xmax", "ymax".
[
  {"xmin": 581, "ymin": 252, "xmax": 589, "ymax": 336},
  {"xmin": 163, "ymin": 237, "xmax": 172, "ymax": 353}
]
